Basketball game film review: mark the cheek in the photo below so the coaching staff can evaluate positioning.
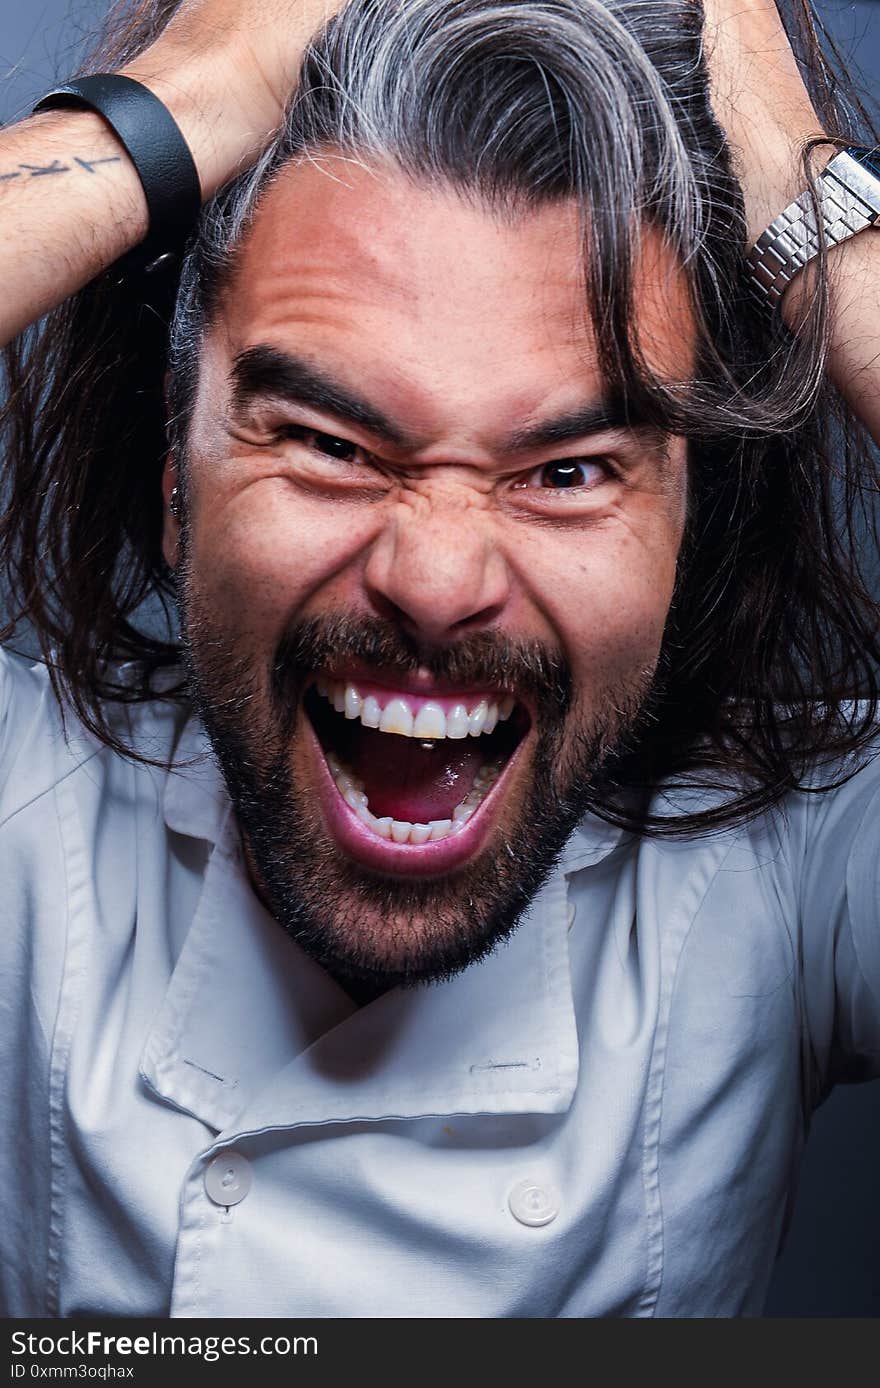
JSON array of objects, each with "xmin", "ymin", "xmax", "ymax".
[
  {"xmin": 571, "ymin": 583, "xmax": 672, "ymax": 691},
  {"xmin": 184, "ymin": 480, "xmax": 379, "ymax": 642},
  {"xmin": 519, "ymin": 516, "xmax": 681, "ymax": 691}
]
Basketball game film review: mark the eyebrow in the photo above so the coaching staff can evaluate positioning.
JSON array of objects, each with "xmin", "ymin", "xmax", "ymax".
[
  {"xmin": 229, "ymin": 344, "xmax": 665, "ymax": 457},
  {"xmin": 504, "ymin": 397, "xmax": 662, "ymax": 453},
  {"xmin": 229, "ymin": 345, "xmax": 413, "ymax": 448}
]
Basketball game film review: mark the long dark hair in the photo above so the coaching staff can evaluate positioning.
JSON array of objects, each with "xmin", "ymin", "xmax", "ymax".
[{"xmin": 1, "ymin": 0, "xmax": 878, "ymax": 836}]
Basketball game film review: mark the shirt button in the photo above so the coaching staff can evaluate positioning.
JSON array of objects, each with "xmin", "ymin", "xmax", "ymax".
[
  {"xmin": 566, "ymin": 902, "xmax": 576, "ymax": 930},
  {"xmin": 508, "ymin": 1178, "xmax": 561, "ymax": 1227},
  {"xmin": 205, "ymin": 1151, "xmax": 252, "ymax": 1207}
]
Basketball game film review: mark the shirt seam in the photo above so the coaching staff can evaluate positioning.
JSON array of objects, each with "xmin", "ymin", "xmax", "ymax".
[
  {"xmin": 44, "ymin": 775, "xmax": 94, "ymax": 1316},
  {"xmin": 0, "ymin": 744, "xmax": 103, "ymax": 833},
  {"xmin": 638, "ymin": 834, "xmax": 740, "ymax": 1318}
]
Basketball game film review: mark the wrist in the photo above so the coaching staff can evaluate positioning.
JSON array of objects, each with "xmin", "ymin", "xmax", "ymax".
[
  {"xmin": 117, "ymin": 40, "xmax": 291, "ymax": 202},
  {"xmin": 118, "ymin": 57, "xmax": 281, "ymax": 202},
  {"xmin": 780, "ymin": 219, "xmax": 880, "ymax": 316},
  {"xmin": 747, "ymin": 146, "xmax": 880, "ymax": 322},
  {"xmin": 24, "ymin": 106, "xmax": 150, "ymax": 245},
  {"xmin": 117, "ymin": 63, "xmax": 208, "ymax": 200},
  {"xmin": 740, "ymin": 132, "xmax": 830, "ymax": 249},
  {"xmin": 117, "ymin": 1, "xmax": 340, "ymax": 201},
  {"xmin": 33, "ymin": 77, "xmax": 202, "ymax": 265}
]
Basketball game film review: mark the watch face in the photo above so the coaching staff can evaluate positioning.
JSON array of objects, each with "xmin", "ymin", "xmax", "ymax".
[{"xmin": 846, "ymin": 146, "xmax": 880, "ymax": 181}]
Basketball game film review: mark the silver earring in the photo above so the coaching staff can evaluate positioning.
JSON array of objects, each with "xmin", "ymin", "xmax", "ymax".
[{"xmin": 169, "ymin": 485, "xmax": 181, "ymax": 520}]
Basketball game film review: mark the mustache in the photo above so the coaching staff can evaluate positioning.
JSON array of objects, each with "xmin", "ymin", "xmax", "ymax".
[{"xmin": 270, "ymin": 611, "xmax": 573, "ymax": 721}]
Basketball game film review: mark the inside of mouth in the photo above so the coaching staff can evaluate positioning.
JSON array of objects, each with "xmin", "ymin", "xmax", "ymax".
[{"xmin": 305, "ymin": 686, "xmax": 525, "ymax": 825}]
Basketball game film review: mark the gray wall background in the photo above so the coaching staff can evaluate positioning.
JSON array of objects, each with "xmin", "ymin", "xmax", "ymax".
[{"xmin": 1, "ymin": 0, "xmax": 879, "ymax": 1318}]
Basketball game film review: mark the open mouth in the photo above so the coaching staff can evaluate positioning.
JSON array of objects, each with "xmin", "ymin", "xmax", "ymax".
[{"xmin": 303, "ymin": 672, "xmax": 531, "ymax": 864}]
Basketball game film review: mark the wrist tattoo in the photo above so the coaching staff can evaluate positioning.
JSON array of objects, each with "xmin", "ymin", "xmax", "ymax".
[{"xmin": 0, "ymin": 154, "xmax": 122, "ymax": 183}]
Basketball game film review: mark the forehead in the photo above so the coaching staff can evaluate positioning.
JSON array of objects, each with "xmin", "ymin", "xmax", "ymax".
[{"xmin": 215, "ymin": 158, "xmax": 695, "ymax": 430}]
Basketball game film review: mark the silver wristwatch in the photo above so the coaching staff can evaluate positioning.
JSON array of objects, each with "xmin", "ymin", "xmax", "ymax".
[{"xmin": 745, "ymin": 147, "xmax": 880, "ymax": 313}]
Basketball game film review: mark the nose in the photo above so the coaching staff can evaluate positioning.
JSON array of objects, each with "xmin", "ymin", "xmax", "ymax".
[{"xmin": 362, "ymin": 494, "xmax": 512, "ymax": 643}]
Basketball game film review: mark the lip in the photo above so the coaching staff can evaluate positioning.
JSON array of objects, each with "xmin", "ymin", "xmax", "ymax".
[{"xmin": 305, "ymin": 711, "xmax": 531, "ymax": 878}]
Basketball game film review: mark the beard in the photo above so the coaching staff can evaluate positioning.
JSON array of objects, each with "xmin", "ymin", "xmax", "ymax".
[{"xmin": 178, "ymin": 563, "xmax": 657, "ymax": 997}]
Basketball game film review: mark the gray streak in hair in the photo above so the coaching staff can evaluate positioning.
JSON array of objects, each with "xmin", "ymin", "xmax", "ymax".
[{"xmin": 165, "ymin": 0, "xmax": 826, "ymax": 462}]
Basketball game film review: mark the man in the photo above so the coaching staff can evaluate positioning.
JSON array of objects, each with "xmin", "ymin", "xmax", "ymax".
[{"xmin": 0, "ymin": 0, "xmax": 878, "ymax": 1316}]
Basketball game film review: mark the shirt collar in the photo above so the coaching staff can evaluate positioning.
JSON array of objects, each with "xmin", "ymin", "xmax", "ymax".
[
  {"xmin": 226, "ymin": 863, "xmax": 581, "ymax": 1144},
  {"xmin": 557, "ymin": 812, "xmax": 627, "ymax": 874},
  {"xmin": 150, "ymin": 713, "xmax": 625, "ymax": 1140},
  {"xmin": 161, "ymin": 710, "xmax": 229, "ymax": 846}
]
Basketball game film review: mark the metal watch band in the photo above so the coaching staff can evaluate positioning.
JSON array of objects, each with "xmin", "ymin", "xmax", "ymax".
[{"xmin": 745, "ymin": 149, "xmax": 880, "ymax": 313}]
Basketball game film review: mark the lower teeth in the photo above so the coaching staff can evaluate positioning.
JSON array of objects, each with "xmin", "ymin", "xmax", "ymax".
[{"xmin": 326, "ymin": 751, "xmax": 503, "ymax": 844}]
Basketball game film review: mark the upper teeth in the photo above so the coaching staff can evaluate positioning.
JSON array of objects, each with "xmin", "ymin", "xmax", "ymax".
[{"xmin": 315, "ymin": 678, "xmax": 515, "ymax": 739}]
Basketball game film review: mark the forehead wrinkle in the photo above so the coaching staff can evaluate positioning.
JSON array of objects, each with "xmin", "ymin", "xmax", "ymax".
[{"xmin": 216, "ymin": 161, "xmax": 695, "ymax": 465}]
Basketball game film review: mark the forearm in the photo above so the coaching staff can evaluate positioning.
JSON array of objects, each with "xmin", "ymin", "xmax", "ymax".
[
  {"xmin": 703, "ymin": 0, "xmax": 880, "ymax": 443},
  {"xmin": 0, "ymin": 0, "xmax": 339, "ymax": 351},
  {"xmin": 0, "ymin": 110, "xmax": 147, "ymax": 347},
  {"xmin": 783, "ymin": 226, "xmax": 880, "ymax": 444}
]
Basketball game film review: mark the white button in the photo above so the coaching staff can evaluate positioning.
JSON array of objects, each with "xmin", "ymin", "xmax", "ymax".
[
  {"xmin": 566, "ymin": 902, "xmax": 576, "ymax": 930},
  {"xmin": 205, "ymin": 1151, "xmax": 252, "ymax": 1207},
  {"xmin": 508, "ymin": 1178, "xmax": 561, "ymax": 1227}
]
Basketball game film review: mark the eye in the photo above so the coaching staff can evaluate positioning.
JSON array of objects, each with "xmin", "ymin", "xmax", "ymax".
[
  {"xmin": 282, "ymin": 426, "xmax": 366, "ymax": 464},
  {"xmin": 516, "ymin": 457, "xmax": 614, "ymax": 492}
]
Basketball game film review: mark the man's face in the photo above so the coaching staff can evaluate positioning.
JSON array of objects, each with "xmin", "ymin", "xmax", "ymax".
[{"xmin": 166, "ymin": 159, "xmax": 692, "ymax": 994}]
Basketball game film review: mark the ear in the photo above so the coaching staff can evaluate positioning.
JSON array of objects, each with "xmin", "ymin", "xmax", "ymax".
[{"xmin": 161, "ymin": 453, "xmax": 181, "ymax": 571}]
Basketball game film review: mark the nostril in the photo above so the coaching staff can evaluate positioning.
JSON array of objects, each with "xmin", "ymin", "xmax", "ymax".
[
  {"xmin": 367, "ymin": 593, "xmax": 506, "ymax": 644},
  {"xmin": 362, "ymin": 523, "xmax": 512, "ymax": 639},
  {"xmin": 364, "ymin": 574, "xmax": 510, "ymax": 641},
  {"xmin": 364, "ymin": 589, "xmax": 414, "ymax": 632}
]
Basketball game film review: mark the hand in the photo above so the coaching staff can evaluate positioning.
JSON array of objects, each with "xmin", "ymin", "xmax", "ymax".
[
  {"xmin": 700, "ymin": 0, "xmax": 826, "ymax": 243},
  {"xmin": 120, "ymin": 0, "xmax": 340, "ymax": 198},
  {"xmin": 704, "ymin": 2, "xmax": 880, "ymax": 441}
]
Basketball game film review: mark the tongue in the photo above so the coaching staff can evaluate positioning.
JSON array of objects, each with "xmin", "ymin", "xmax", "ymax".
[{"xmin": 347, "ymin": 728, "xmax": 487, "ymax": 823}]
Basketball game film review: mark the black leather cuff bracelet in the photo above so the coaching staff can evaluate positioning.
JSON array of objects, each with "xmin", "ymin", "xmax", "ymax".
[{"xmin": 34, "ymin": 73, "xmax": 202, "ymax": 267}]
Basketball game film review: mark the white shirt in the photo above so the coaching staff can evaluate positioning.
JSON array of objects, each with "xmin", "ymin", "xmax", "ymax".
[{"xmin": 1, "ymin": 646, "xmax": 878, "ymax": 1318}]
